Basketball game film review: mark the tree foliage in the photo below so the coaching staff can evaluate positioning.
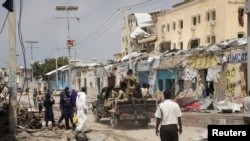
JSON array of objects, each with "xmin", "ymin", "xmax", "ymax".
[{"xmin": 32, "ymin": 57, "xmax": 68, "ymax": 80}]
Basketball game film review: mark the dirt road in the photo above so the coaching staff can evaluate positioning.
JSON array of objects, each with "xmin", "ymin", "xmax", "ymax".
[
  {"xmin": 85, "ymin": 113, "xmax": 207, "ymax": 141},
  {"xmin": 4, "ymin": 93, "xmax": 207, "ymax": 141}
]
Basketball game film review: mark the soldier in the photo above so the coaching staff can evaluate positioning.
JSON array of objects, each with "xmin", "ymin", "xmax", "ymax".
[
  {"xmin": 104, "ymin": 85, "xmax": 119, "ymax": 108},
  {"xmin": 111, "ymin": 85, "xmax": 119, "ymax": 98},
  {"xmin": 156, "ymin": 87, "xmax": 164, "ymax": 104},
  {"xmin": 121, "ymin": 69, "xmax": 138, "ymax": 99},
  {"xmin": 122, "ymin": 69, "xmax": 138, "ymax": 84},
  {"xmin": 25, "ymin": 87, "xmax": 29, "ymax": 95},
  {"xmin": 141, "ymin": 83, "xmax": 149, "ymax": 98},
  {"xmin": 116, "ymin": 82, "xmax": 128, "ymax": 101}
]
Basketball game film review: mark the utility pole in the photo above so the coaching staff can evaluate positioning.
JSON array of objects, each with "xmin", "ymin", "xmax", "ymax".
[
  {"xmin": 55, "ymin": 48, "xmax": 58, "ymax": 90},
  {"xmin": 52, "ymin": 47, "xmax": 72, "ymax": 90},
  {"xmin": 53, "ymin": 47, "xmax": 65, "ymax": 89},
  {"xmin": 26, "ymin": 41, "xmax": 38, "ymax": 103},
  {"xmin": 55, "ymin": 4, "xmax": 79, "ymax": 89},
  {"xmin": 6, "ymin": 0, "xmax": 17, "ymax": 135},
  {"xmin": 120, "ymin": 8, "xmax": 132, "ymax": 69},
  {"xmin": 245, "ymin": 1, "xmax": 250, "ymax": 93}
]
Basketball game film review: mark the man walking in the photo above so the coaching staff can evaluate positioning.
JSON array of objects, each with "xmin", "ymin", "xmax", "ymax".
[
  {"xmin": 155, "ymin": 90, "xmax": 182, "ymax": 141},
  {"xmin": 243, "ymin": 91, "xmax": 250, "ymax": 125},
  {"xmin": 75, "ymin": 87, "xmax": 88, "ymax": 133}
]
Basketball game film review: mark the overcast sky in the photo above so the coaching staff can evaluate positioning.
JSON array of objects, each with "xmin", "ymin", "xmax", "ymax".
[{"xmin": 0, "ymin": 0, "xmax": 182, "ymax": 67}]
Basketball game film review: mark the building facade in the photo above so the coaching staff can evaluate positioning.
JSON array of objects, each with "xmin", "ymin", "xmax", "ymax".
[{"xmin": 157, "ymin": 0, "xmax": 246, "ymax": 52}]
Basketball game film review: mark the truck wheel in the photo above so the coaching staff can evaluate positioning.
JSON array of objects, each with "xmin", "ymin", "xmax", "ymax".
[
  {"xmin": 93, "ymin": 109, "xmax": 100, "ymax": 122},
  {"xmin": 110, "ymin": 113, "xmax": 119, "ymax": 128},
  {"xmin": 139, "ymin": 119, "xmax": 149, "ymax": 128}
]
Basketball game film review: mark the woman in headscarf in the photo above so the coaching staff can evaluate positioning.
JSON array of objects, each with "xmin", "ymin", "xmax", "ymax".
[{"xmin": 43, "ymin": 90, "xmax": 55, "ymax": 130}]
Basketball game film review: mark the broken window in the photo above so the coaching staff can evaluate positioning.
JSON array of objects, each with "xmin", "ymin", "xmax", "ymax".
[
  {"xmin": 179, "ymin": 42, "xmax": 183, "ymax": 50},
  {"xmin": 179, "ymin": 20, "xmax": 183, "ymax": 29},
  {"xmin": 238, "ymin": 8, "xmax": 244, "ymax": 27},
  {"xmin": 173, "ymin": 22, "xmax": 176, "ymax": 30},
  {"xmin": 190, "ymin": 39, "xmax": 200, "ymax": 49},
  {"xmin": 160, "ymin": 41, "xmax": 171, "ymax": 52},
  {"xmin": 192, "ymin": 16, "xmax": 197, "ymax": 26}
]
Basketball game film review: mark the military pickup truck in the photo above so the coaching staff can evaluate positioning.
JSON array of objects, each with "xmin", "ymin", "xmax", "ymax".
[{"xmin": 91, "ymin": 86, "xmax": 157, "ymax": 128}]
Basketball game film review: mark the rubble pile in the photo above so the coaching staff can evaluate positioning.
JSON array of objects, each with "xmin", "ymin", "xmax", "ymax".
[
  {"xmin": 17, "ymin": 107, "xmax": 42, "ymax": 130},
  {"xmin": 0, "ymin": 110, "xmax": 8, "ymax": 134}
]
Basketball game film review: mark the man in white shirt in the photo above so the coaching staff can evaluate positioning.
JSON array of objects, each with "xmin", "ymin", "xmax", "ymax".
[
  {"xmin": 75, "ymin": 87, "xmax": 88, "ymax": 133},
  {"xmin": 155, "ymin": 90, "xmax": 182, "ymax": 141},
  {"xmin": 243, "ymin": 91, "xmax": 250, "ymax": 125}
]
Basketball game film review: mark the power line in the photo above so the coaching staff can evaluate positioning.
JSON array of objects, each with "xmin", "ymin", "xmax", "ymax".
[
  {"xmin": 75, "ymin": 10, "xmax": 121, "ymax": 46},
  {"xmin": 75, "ymin": 0, "xmax": 161, "ymax": 49},
  {"xmin": 76, "ymin": 11, "xmax": 123, "ymax": 48},
  {"xmin": 17, "ymin": 0, "xmax": 30, "ymax": 106},
  {"xmin": 0, "ymin": 12, "xmax": 9, "ymax": 34},
  {"xmin": 129, "ymin": 0, "xmax": 162, "ymax": 10},
  {"xmin": 118, "ymin": 0, "xmax": 154, "ymax": 10}
]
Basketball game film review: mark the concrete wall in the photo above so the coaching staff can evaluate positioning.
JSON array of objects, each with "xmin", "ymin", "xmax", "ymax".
[
  {"xmin": 182, "ymin": 112, "xmax": 243, "ymax": 128},
  {"xmin": 157, "ymin": 0, "xmax": 246, "ymax": 51}
]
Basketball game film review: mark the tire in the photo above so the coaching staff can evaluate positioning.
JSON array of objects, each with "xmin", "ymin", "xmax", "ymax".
[
  {"xmin": 93, "ymin": 109, "xmax": 100, "ymax": 122},
  {"xmin": 110, "ymin": 113, "xmax": 119, "ymax": 128},
  {"xmin": 139, "ymin": 119, "xmax": 149, "ymax": 128}
]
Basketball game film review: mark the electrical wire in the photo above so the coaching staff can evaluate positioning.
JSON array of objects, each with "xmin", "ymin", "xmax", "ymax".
[
  {"xmin": 0, "ymin": 12, "xmax": 9, "ymax": 34},
  {"xmin": 118, "ymin": 0, "xmax": 153, "ymax": 10},
  {"xmin": 17, "ymin": 0, "xmax": 32, "ymax": 108},
  {"xmin": 75, "ymin": 0, "xmax": 161, "ymax": 49},
  {"xmin": 75, "ymin": 10, "xmax": 122, "ymax": 46},
  {"xmin": 76, "ymin": 12, "xmax": 123, "ymax": 48},
  {"xmin": 129, "ymin": 0, "xmax": 162, "ymax": 10}
]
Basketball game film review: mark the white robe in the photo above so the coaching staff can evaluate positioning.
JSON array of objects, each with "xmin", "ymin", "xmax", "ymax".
[{"xmin": 75, "ymin": 91, "xmax": 88, "ymax": 132}]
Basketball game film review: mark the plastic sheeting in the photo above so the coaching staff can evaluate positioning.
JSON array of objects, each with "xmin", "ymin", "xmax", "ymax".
[
  {"xmin": 206, "ymin": 65, "xmax": 222, "ymax": 81},
  {"xmin": 216, "ymin": 37, "xmax": 247, "ymax": 47},
  {"xmin": 213, "ymin": 100, "xmax": 241, "ymax": 113},
  {"xmin": 183, "ymin": 68, "xmax": 198, "ymax": 81},
  {"xmin": 121, "ymin": 51, "xmax": 142, "ymax": 61},
  {"xmin": 130, "ymin": 27, "xmax": 148, "ymax": 38},
  {"xmin": 134, "ymin": 13, "xmax": 153, "ymax": 27}
]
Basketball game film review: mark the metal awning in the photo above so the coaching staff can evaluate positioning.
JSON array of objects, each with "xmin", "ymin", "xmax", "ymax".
[
  {"xmin": 45, "ymin": 65, "xmax": 68, "ymax": 76},
  {"xmin": 137, "ymin": 35, "xmax": 157, "ymax": 44}
]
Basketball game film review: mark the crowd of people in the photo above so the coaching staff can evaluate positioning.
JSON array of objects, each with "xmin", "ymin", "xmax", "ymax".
[{"xmin": 32, "ymin": 86, "xmax": 88, "ymax": 134}]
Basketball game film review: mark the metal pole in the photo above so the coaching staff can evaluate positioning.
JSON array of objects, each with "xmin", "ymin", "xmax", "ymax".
[
  {"xmin": 124, "ymin": 8, "xmax": 132, "ymax": 69},
  {"xmin": 246, "ymin": 1, "xmax": 250, "ymax": 94},
  {"xmin": 8, "ymin": 0, "xmax": 17, "ymax": 134},
  {"xmin": 68, "ymin": 45, "xmax": 71, "ymax": 89},
  {"xmin": 247, "ymin": 13, "xmax": 250, "ymax": 93},
  {"xmin": 26, "ymin": 41, "xmax": 38, "ymax": 101},
  {"xmin": 55, "ymin": 5, "xmax": 78, "ymax": 90},
  {"xmin": 55, "ymin": 48, "xmax": 58, "ymax": 89},
  {"xmin": 66, "ymin": 9, "xmax": 72, "ymax": 90}
]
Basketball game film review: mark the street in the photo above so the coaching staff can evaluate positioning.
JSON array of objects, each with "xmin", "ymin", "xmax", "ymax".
[
  {"xmin": 2, "ymin": 93, "xmax": 207, "ymax": 141},
  {"xmin": 1, "ymin": 94, "xmax": 206, "ymax": 141},
  {"xmin": 85, "ymin": 115, "xmax": 207, "ymax": 141}
]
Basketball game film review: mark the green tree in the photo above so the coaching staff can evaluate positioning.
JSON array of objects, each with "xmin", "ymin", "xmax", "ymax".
[{"xmin": 32, "ymin": 57, "xmax": 68, "ymax": 80}]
